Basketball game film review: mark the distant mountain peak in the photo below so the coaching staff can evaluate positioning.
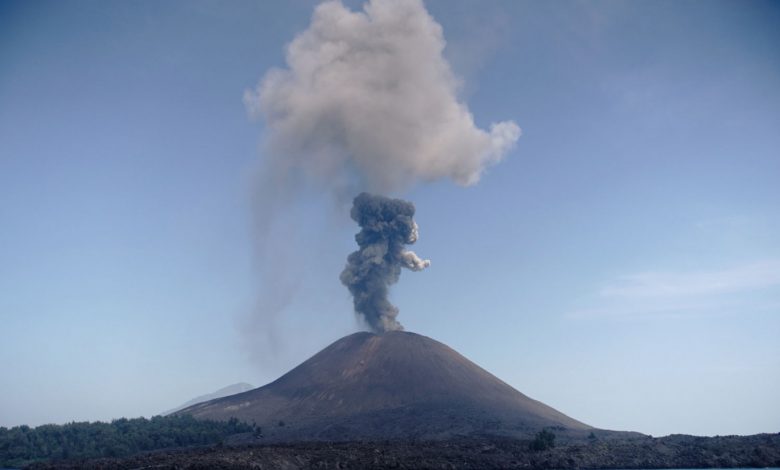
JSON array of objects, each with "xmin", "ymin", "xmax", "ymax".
[{"xmin": 163, "ymin": 382, "xmax": 255, "ymax": 416}]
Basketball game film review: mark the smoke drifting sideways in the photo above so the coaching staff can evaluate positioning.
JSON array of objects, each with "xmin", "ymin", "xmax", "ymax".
[
  {"xmin": 245, "ymin": 0, "xmax": 521, "ymax": 196},
  {"xmin": 341, "ymin": 193, "xmax": 430, "ymax": 332}
]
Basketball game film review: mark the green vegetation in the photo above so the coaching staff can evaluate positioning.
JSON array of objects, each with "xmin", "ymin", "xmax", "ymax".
[
  {"xmin": 0, "ymin": 414, "xmax": 252, "ymax": 468},
  {"xmin": 529, "ymin": 429, "xmax": 556, "ymax": 451}
]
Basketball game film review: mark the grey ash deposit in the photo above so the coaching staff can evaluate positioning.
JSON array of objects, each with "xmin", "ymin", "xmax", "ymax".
[{"xmin": 178, "ymin": 331, "xmax": 591, "ymax": 442}]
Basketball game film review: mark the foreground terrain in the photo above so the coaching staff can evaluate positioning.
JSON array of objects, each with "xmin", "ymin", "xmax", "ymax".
[{"xmin": 28, "ymin": 432, "xmax": 780, "ymax": 469}]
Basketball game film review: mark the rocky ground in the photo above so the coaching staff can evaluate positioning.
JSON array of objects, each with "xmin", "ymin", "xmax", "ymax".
[{"xmin": 27, "ymin": 433, "xmax": 780, "ymax": 469}]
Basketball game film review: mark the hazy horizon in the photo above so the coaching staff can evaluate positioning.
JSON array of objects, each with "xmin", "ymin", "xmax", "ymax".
[{"xmin": 1, "ymin": 0, "xmax": 779, "ymax": 437}]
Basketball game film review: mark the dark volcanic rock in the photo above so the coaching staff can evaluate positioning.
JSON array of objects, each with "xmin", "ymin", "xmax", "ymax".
[
  {"xmin": 28, "ymin": 433, "xmax": 780, "ymax": 469},
  {"xmin": 179, "ymin": 331, "xmax": 597, "ymax": 441}
]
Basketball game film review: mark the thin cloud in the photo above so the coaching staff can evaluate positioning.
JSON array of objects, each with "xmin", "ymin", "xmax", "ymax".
[
  {"xmin": 600, "ymin": 260, "xmax": 780, "ymax": 299},
  {"xmin": 568, "ymin": 260, "xmax": 780, "ymax": 319}
]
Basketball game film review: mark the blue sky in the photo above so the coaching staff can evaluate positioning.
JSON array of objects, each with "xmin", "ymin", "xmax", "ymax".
[{"xmin": 1, "ymin": 0, "xmax": 778, "ymax": 436}]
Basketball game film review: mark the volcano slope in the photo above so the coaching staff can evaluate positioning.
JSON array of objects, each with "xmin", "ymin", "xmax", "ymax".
[{"xmin": 180, "ymin": 331, "xmax": 614, "ymax": 442}]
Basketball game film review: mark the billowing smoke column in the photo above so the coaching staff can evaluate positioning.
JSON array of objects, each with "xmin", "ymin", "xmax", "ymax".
[
  {"xmin": 243, "ymin": 0, "xmax": 520, "ymax": 344},
  {"xmin": 340, "ymin": 193, "xmax": 430, "ymax": 332}
]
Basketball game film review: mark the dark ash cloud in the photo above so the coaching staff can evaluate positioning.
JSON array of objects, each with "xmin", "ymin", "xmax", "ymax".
[{"xmin": 340, "ymin": 193, "xmax": 430, "ymax": 332}]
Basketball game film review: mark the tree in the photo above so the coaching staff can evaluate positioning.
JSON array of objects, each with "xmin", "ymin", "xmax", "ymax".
[
  {"xmin": 0, "ymin": 415, "xmax": 253, "ymax": 467},
  {"xmin": 529, "ymin": 429, "xmax": 556, "ymax": 451}
]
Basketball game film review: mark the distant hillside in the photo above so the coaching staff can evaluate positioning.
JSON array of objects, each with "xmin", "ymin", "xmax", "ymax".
[{"xmin": 163, "ymin": 383, "xmax": 254, "ymax": 416}]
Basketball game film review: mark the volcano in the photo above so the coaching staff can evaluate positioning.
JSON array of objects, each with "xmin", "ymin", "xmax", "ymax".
[{"xmin": 180, "ymin": 331, "xmax": 596, "ymax": 441}]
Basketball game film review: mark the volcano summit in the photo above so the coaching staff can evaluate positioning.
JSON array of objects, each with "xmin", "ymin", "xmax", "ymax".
[{"xmin": 180, "ymin": 331, "xmax": 597, "ymax": 442}]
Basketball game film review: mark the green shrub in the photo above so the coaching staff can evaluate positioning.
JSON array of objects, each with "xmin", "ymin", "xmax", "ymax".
[
  {"xmin": 529, "ymin": 429, "xmax": 556, "ymax": 451},
  {"xmin": 0, "ymin": 414, "xmax": 252, "ymax": 467}
]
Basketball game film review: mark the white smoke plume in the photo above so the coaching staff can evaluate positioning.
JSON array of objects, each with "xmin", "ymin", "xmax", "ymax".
[
  {"xmin": 242, "ymin": 0, "xmax": 520, "ymax": 353},
  {"xmin": 244, "ymin": 0, "xmax": 521, "ymax": 195}
]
